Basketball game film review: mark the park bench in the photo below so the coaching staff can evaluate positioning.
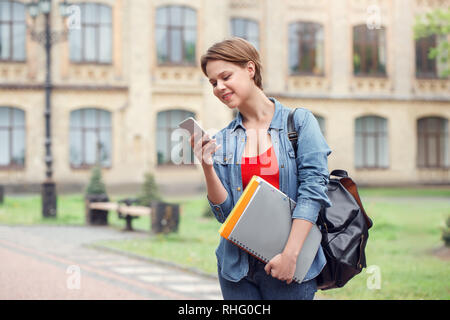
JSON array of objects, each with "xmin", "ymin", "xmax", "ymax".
[
  {"xmin": 88, "ymin": 198, "xmax": 179, "ymax": 233},
  {"xmin": 88, "ymin": 198, "xmax": 151, "ymax": 231}
]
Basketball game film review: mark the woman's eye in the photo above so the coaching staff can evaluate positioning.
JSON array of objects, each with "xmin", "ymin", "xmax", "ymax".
[{"xmin": 224, "ymin": 75, "xmax": 230, "ymax": 80}]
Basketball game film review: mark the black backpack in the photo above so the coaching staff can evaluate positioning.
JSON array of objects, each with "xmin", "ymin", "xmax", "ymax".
[{"xmin": 287, "ymin": 108, "xmax": 373, "ymax": 290}]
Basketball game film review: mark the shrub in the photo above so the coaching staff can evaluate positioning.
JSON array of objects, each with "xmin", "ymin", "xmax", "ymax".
[
  {"xmin": 138, "ymin": 172, "xmax": 162, "ymax": 206},
  {"xmin": 85, "ymin": 165, "xmax": 107, "ymax": 196}
]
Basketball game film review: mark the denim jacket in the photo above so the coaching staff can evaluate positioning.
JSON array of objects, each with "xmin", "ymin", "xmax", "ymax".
[{"xmin": 208, "ymin": 97, "xmax": 332, "ymax": 283}]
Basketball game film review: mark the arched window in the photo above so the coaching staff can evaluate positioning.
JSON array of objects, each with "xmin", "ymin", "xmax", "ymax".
[
  {"xmin": 156, "ymin": 6, "xmax": 197, "ymax": 65},
  {"xmin": 70, "ymin": 108, "xmax": 112, "ymax": 168},
  {"xmin": 417, "ymin": 117, "xmax": 449, "ymax": 168},
  {"xmin": 68, "ymin": 3, "xmax": 112, "ymax": 63},
  {"xmin": 288, "ymin": 21, "xmax": 324, "ymax": 75},
  {"xmin": 355, "ymin": 116, "xmax": 389, "ymax": 168},
  {"xmin": 0, "ymin": 0, "xmax": 26, "ymax": 61},
  {"xmin": 353, "ymin": 25, "xmax": 386, "ymax": 76},
  {"xmin": 0, "ymin": 106, "xmax": 25, "ymax": 168},
  {"xmin": 230, "ymin": 18, "xmax": 259, "ymax": 50},
  {"xmin": 157, "ymin": 109, "xmax": 195, "ymax": 165}
]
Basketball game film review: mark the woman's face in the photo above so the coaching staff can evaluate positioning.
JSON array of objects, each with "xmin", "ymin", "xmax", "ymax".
[{"xmin": 205, "ymin": 59, "xmax": 256, "ymax": 109}]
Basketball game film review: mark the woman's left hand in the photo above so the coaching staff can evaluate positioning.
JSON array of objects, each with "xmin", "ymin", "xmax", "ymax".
[{"xmin": 264, "ymin": 252, "xmax": 297, "ymax": 284}]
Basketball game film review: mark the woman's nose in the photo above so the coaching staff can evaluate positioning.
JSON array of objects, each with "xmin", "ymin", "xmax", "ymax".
[{"xmin": 216, "ymin": 80, "xmax": 226, "ymax": 90}]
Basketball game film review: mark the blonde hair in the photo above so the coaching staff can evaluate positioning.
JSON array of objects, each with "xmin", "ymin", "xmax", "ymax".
[{"xmin": 200, "ymin": 37, "xmax": 263, "ymax": 90}]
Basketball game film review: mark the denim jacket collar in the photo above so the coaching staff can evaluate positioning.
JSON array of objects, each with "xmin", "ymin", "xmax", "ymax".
[{"xmin": 230, "ymin": 97, "xmax": 284, "ymax": 133}]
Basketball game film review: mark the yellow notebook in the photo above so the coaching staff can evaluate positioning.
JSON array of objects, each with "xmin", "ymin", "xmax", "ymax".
[{"xmin": 219, "ymin": 175, "xmax": 261, "ymax": 239}]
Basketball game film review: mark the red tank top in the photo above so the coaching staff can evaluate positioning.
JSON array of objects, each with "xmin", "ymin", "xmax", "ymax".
[{"xmin": 241, "ymin": 145, "xmax": 280, "ymax": 190}]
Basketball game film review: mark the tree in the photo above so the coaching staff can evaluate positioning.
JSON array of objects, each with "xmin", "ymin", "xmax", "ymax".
[
  {"xmin": 414, "ymin": 8, "xmax": 450, "ymax": 78},
  {"xmin": 137, "ymin": 172, "xmax": 162, "ymax": 206},
  {"xmin": 85, "ymin": 165, "xmax": 107, "ymax": 196}
]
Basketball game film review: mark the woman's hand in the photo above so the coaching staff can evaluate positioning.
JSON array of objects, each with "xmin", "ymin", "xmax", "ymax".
[
  {"xmin": 264, "ymin": 219, "xmax": 313, "ymax": 284},
  {"xmin": 190, "ymin": 133, "xmax": 221, "ymax": 167},
  {"xmin": 264, "ymin": 252, "xmax": 297, "ymax": 284}
]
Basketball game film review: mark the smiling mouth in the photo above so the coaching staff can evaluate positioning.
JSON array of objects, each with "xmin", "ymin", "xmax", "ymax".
[{"xmin": 223, "ymin": 92, "xmax": 233, "ymax": 100}]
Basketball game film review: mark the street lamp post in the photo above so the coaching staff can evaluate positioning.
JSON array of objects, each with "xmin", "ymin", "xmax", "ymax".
[{"xmin": 26, "ymin": 0, "xmax": 71, "ymax": 217}]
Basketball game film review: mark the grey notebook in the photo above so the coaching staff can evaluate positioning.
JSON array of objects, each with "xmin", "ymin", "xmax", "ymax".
[{"xmin": 221, "ymin": 176, "xmax": 322, "ymax": 284}]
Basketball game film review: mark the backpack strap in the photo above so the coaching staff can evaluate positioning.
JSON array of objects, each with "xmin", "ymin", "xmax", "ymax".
[
  {"xmin": 287, "ymin": 108, "xmax": 299, "ymax": 157},
  {"xmin": 330, "ymin": 169, "xmax": 348, "ymax": 178},
  {"xmin": 287, "ymin": 109, "xmax": 372, "ymax": 229},
  {"xmin": 339, "ymin": 177, "xmax": 373, "ymax": 229}
]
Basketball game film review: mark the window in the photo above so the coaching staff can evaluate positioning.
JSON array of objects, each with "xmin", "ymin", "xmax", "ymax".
[
  {"xmin": 0, "ymin": 107, "xmax": 25, "ymax": 168},
  {"xmin": 69, "ymin": 3, "xmax": 112, "ymax": 64},
  {"xmin": 288, "ymin": 22, "xmax": 324, "ymax": 75},
  {"xmin": 355, "ymin": 116, "xmax": 389, "ymax": 168},
  {"xmin": 417, "ymin": 117, "xmax": 449, "ymax": 168},
  {"xmin": 70, "ymin": 108, "xmax": 112, "ymax": 168},
  {"xmin": 157, "ymin": 110, "xmax": 195, "ymax": 165},
  {"xmin": 353, "ymin": 25, "xmax": 386, "ymax": 76},
  {"xmin": 313, "ymin": 114, "xmax": 326, "ymax": 137},
  {"xmin": 230, "ymin": 18, "xmax": 259, "ymax": 50},
  {"xmin": 0, "ymin": 0, "xmax": 26, "ymax": 61},
  {"xmin": 415, "ymin": 35, "xmax": 437, "ymax": 78},
  {"xmin": 156, "ymin": 6, "xmax": 197, "ymax": 65}
]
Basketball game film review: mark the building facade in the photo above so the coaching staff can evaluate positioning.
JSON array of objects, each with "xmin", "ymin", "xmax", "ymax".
[{"xmin": 0, "ymin": 0, "xmax": 449, "ymax": 194}]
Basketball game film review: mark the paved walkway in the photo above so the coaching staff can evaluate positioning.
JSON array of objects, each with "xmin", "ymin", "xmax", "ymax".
[{"xmin": 0, "ymin": 225, "xmax": 222, "ymax": 300}]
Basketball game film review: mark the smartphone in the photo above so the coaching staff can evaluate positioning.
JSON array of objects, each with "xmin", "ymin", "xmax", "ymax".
[{"xmin": 178, "ymin": 117, "xmax": 212, "ymax": 146}]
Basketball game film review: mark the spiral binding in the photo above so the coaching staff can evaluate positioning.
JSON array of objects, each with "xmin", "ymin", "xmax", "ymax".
[
  {"xmin": 230, "ymin": 236, "xmax": 271, "ymax": 263},
  {"xmin": 230, "ymin": 236, "xmax": 302, "ymax": 283}
]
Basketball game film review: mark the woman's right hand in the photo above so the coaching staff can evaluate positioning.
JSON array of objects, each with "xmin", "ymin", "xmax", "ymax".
[{"xmin": 190, "ymin": 133, "xmax": 221, "ymax": 168}]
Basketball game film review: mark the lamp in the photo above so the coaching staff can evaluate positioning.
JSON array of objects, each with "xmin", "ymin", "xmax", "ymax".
[
  {"xmin": 24, "ymin": 0, "xmax": 71, "ymax": 218},
  {"xmin": 26, "ymin": 2, "xmax": 40, "ymax": 18},
  {"xmin": 59, "ymin": 0, "xmax": 70, "ymax": 17},
  {"xmin": 39, "ymin": 0, "xmax": 52, "ymax": 14}
]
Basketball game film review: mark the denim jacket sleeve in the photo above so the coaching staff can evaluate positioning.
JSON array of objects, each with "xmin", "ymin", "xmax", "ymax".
[
  {"xmin": 292, "ymin": 109, "xmax": 332, "ymax": 224},
  {"xmin": 207, "ymin": 181, "xmax": 233, "ymax": 223},
  {"xmin": 206, "ymin": 131, "xmax": 234, "ymax": 224}
]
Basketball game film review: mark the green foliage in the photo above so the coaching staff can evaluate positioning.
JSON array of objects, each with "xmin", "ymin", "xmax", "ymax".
[
  {"xmin": 414, "ymin": 8, "xmax": 450, "ymax": 39},
  {"xmin": 353, "ymin": 53, "xmax": 361, "ymax": 72},
  {"xmin": 85, "ymin": 165, "xmax": 107, "ymax": 196},
  {"xmin": 414, "ymin": 8, "xmax": 450, "ymax": 78},
  {"xmin": 137, "ymin": 172, "xmax": 162, "ymax": 206},
  {"xmin": 442, "ymin": 216, "xmax": 450, "ymax": 247}
]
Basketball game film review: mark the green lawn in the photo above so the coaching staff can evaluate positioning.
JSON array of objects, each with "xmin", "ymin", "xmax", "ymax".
[
  {"xmin": 0, "ymin": 189, "xmax": 449, "ymax": 299},
  {"xmin": 0, "ymin": 193, "xmax": 152, "ymax": 230},
  {"xmin": 0, "ymin": 194, "xmax": 85, "ymax": 225}
]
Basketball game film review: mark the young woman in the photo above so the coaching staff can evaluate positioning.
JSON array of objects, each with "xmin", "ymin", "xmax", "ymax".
[{"xmin": 191, "ymin": 37, "xmax": 332, "ymax": 300}]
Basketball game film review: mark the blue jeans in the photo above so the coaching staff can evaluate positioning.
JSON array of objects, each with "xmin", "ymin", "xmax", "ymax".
[{"xmin": 218, "ymin": 255, "xmax": 317, "ymax": 300}]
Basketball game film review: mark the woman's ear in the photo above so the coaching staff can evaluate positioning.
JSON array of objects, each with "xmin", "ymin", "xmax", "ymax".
[{"xmin": 246, "ymin": 61, "xmax": 256, "ymax": 80}]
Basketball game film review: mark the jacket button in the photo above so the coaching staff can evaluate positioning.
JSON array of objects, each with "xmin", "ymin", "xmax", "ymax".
[
  {"xmin": 237, "ymin": 187, "xmax": 241, "ymax": 191},
  {"xmin": 281, "ymin": 164, "xmax": 285, "ymax": 168},
  {"xmin": 215, "ymin": 207, "xmax": 220, "ymax": 211}
]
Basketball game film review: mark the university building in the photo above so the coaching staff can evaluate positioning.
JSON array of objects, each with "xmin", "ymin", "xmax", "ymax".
[{"xmin": 0, "ymin": 0, "xmax": 449, "ymax": 195}]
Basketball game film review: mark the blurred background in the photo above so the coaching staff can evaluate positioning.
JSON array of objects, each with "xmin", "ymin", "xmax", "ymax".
[
  {"xmin": 0, "ymin": 0, "xmax": 449, "ymax": 300},
  {"xmin": 0, "ymin": 0, "xmax": 448, "ymax": 193}
]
